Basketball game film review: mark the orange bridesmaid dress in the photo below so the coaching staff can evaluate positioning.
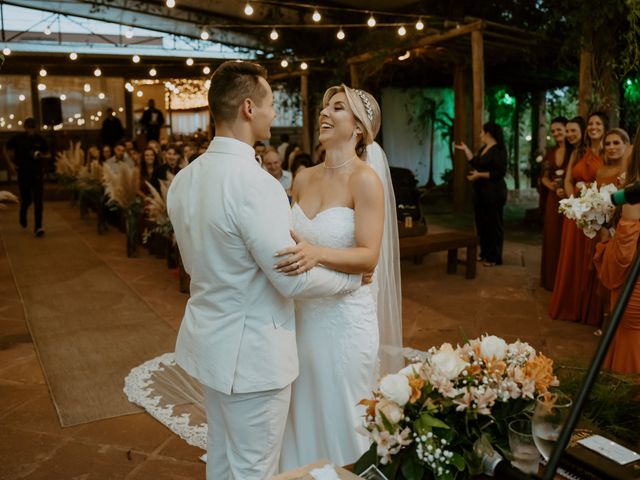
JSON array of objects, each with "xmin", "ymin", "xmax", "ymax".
[
  {"xmin": 594, "ymin": 219, "xmax": 640, "ymax": 374},
  {"xmin": 548, "ymin": 150, "xmax": 604, "ymax": 325}
]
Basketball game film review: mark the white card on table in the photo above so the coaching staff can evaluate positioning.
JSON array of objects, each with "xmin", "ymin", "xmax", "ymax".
[{"xmin": 577, "ymin": 434, "xmax": 640, "ymax": 465}]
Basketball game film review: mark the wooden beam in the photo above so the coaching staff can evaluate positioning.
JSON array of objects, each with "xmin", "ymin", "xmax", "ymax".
[
  {"xmin": 578, "ymin": 48, "xmax": 592, "ymax": 118},
  {"xmin": 300, "ymin": 73, "xmax": 310, "ymax": 153},
  {"xmin": 453, "ymin": 64, "xmax": 473, "ymax": 213},
  {"xmin": 471, "ymin": 29, "xmax": 485, "ymax": 151},
  {"xmin": 512, "ymin": 92, "xmax": 522, "ymax": 190},
  {"xmin": 349, "ymin": 63, "xmax": 360, "ymax": 88}
]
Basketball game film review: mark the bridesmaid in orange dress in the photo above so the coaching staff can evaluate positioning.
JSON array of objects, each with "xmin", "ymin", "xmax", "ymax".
[
  {"xmin": 594, "ymin": 138, "xmax": 640, "ymax": 373},
  {"xmin": 549, "ymin": 113, "xmax": 608, "ymax": 325},
  {"xmin": 540, "ymin": 116, "xmax": 568, "ymax": 291}
]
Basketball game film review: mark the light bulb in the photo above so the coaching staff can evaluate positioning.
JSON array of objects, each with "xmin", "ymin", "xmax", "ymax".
[
  {"xmin": 94, "ymin": 67, "xmax": 102, "ymax": 77},
  {"xmin": 9, "ymin": 114, "xmax": 14, "ymax": 119},
  {"xmin": 186, "ymin": 57, "xmax": 194, "ymax": 66},
  {"xmin": 280, "ymin": 59, "xmax": 288, "ymax": 68},
  {"xmin": 18, "ymin": 94, "xmax": 25, "ymax": 101},
  {"xmin": 200, "ymin": 29, "xmax": 209, "ymax": 40},
  {"xmin": 416, "ymin": 19, "xmax": 424, "ymax": 30},
  {"xmin": 367, "ymin": 14, "xmax": 376, "ymax": 27},
  {"xmin": 398, "ymin": 25, "xmax": 407, "ymax": 36},
  {"xmin": 125, "ymin": 27, "xmax": 134, "ymax": 39},
  {"xmin": 118, "ymin": 107, "xmax": 124, "ymax": 112},
  {"xmin": 203, "ymin": 66, "xmax": 211, "ymax": 75},
  {"xmin": 136, "ymin": 90, "xmax": 143, "ymax": 97},
  {"xmin": 60, "ymin": 94, "xmax": 67, "ymax": 101},
  {"xmin": 312, "ymin": 9, "xmax": 321, "ymax": 22},
  {"xmin": 132, "ymin": 55, "xmax": 140, "ymax": 63},
  {"xmin": 69, "ymin": 52, "xmax": 77, "ymax": 60},
  {"xmin": 3, "ymin": 47, "xmax": 11, "ymax": 56},
  {"xmin": 125, "ymin": 82, "xmax": 134, "ymax": 92},
  {"xmin": 149, "ymin": 67, "xmax": 157, "ymax": 77},
  {"xmin": 244, "ymin": 2, "xmax": 253, "ymax": 15},
  {"xmin": 38, "ymin": 83, "xmax": 46, "ymax": 91},
  {"xmin": 300, "ymin": 62, "xmax": 308, "ymax": 70},
  {"xmin": 98, "ymin": 92, "xmax": 106, "ymax": 99},
  {"xmin": 39, "ymin": 68, "xmax": 47, "ymax": 77},
  {"xmin": 166, "ymin": 0, "xmax": 176, "ymax": 7},
  {"xmin": 44, "ymin": 26, "xmax": 52, "ymax": 35},
  {"xmin": 337, "ymin": 28, "xmax": 345, "ymax": 40},
  {"xmin": 83, "ymin": 83, "xmax": 91, "ymax": 92},
  {"xmin": 270, "ymin": 28, "xmax": 279, "ymax": 40},
  {"xmin": 97, "ymin": 111, "xmax": 102, "ymax": 116},
  {"xmin": 205, "ymin": 79, "xmax": 211, "ymax": 89}
]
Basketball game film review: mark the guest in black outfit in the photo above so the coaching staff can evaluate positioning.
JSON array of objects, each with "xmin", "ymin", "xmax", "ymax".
[
  {"xmin": 139, "ymin": 99, "xmax": 165, "ymax": 142},
  {"xmin": 151, "ymin": 144, "xmax": 181, "ymax": 189},
  {"xmin": 141, "ymin": 147, "xmax": 160, "ymax": 193},
  {"xmin": 455, "ymin": 122, "xmax": 508, "ymax": 266},
  {"xmin": 101, "ymin": 108, "xmax": 124, "ymax": 148},
  {"xmin": 4, "ymin": 118, "xmax": 49, "ymax": 237}
]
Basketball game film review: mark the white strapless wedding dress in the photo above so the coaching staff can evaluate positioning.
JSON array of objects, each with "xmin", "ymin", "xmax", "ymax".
[{"xmin": 279, "ymin": 203, "xmax": 379, "ymax": 470}]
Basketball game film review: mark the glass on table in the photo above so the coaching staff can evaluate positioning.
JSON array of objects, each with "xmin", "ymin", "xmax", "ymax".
[
  {"xmin": 532, "ymin": 392, "xmax": 573, "ymax": 461},
  {"xmin": 508, "ymin": 419, "xmax": 540, "ymax": 474}
]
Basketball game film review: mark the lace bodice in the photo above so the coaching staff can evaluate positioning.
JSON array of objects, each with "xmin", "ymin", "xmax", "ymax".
[{"xmin": 292, "ymin": 204, "xmax": 356, "ymax": 249}]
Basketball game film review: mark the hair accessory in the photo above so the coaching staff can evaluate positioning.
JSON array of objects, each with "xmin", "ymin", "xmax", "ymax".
[{"xmin": 354, "ymin": 89, "xmax": 374, "ymax": 121}]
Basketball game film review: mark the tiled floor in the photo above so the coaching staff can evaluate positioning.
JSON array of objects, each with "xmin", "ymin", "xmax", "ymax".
[{"xmin": 0, "ymin": 201, "xmax": 600, "ymax": 479}]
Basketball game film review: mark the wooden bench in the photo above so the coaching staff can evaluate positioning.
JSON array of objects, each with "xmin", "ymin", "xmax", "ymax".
[{"xmin": 399, "ymin": 231, "xmax": 479, "ymax": 279}]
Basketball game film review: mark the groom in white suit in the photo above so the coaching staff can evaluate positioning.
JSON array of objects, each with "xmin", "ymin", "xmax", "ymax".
[{"xmin": 167, "ymin": 61, "xmax": 362, "ymax": 479}]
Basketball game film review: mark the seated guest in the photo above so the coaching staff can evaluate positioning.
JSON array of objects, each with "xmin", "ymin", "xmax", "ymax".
[
  {"xmin": 147, "ymin": 140, "xmax": 160, "ymax": 156},
  {"xmin": 182, "ymin": 142, "xmax": 198, "ymax": 165},
  {"xmin": 152, "ymin": 144, "xmax": 181, "ymax": 187},
  {"xmin": 291, "ymin": 152, "xmax": 313, "ymax": 179},
  {"xmin": 105, "ymin": 142, "xmax": 135, "ymax": 173},
  {"xmin": 284, "ymin": 143, "xmax": 302, "ymax": 171},
  {"xmin": 141, "ymin": 147, "xmax": 161, "ymax": 193},
  {"xmin": 262, "ymin": 147, "xmax": 292, "ymax": 192},
  {"xmin": 86, "ymin": 146, "xmax": 100, "ymax": 164},
  {"xmin": 100, "ymin": 144, "xmax": 113, "ymax": 164},
  {"xmin": 254, "ymin": 141, "xmax": 266, "ymax": 160}
]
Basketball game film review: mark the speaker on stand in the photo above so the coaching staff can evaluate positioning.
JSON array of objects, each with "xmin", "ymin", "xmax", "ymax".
[{"xmin": 40, "ymin": 97, "xmax": 63, "ymax": 177}]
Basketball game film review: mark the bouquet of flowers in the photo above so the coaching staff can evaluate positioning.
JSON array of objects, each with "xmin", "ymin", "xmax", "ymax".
[
  {"xmin": 558, "ymin": 182, "xmax": 617, "ymax": 239},
  {"xmin": 354, "ymin": 335, "xmax": 559, "ymax": 480}
]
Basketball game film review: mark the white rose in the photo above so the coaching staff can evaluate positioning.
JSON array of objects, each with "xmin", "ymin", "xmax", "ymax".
[
  {"xmin": 376, "ymin": 398, "xmax": 404, "ymax": 426},
  {"xmin": 430, "ymin": 343, "xmax": 468, "ymax": 380},
  {"xmin": 398, "ymin": 363, "xmax": 422, "ymax": 377},
  {"xmin": 480, "ymin": 335, "xmax": 508, "ymax": 361},
  {"xmin": 379, "ymin": 374, "xmax": 411, "ymax": 406}
]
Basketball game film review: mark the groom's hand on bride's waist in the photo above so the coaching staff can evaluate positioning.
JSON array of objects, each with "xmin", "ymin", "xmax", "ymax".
[{"xmin": 362, "ymin": 269, "xmax": 374, "ymax": 285}]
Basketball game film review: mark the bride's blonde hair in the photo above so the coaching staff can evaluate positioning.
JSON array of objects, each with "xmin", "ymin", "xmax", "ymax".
[{"xmin": 322, "ymin": 84, "xmax": 381, "ymax": 159}]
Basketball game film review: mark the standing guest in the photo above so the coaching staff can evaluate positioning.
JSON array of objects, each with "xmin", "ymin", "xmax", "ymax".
[
  {"xmin": 455, "ymin": 122, "xmax": 508, "ymax": 266},
  {"xmin": 290, "ymin": 152, "xmax": 313, "ymax": 179},
  {"xmin": 140, "ymin": 99, "xmax": 165, "ymax": 142},
  {"xmin": 105, "ymin": 142, "xmax": 135, "ymax": 174},
  {"xmin": 597, "ymin": 128, "xmax": 630, "ymax": 187},
  {"xmin": 277, "ymin": 133, "xmax": 290, "ymax": 164},
  {"xmin": 549, "ymin": 112, "xmax": 607, "ymax": 325},
  {"xmin": 100, "ymin": 144, "xmax": 113, "ymax": 164},
  {"xmin": 540, "ymin": 116, "xmax": 568, "ymax": 291},
  {"xmin": 4, "ymin": 118, "xmax": 48, "ymax": 237},
  {"xmin": 262, "ymin": 147, "xmax": 292, "ymax": 192},
  {"xmin": 152, "ymin": 144, "xmax": 181, "ymax": 187},
  {"xmin": 140, "ymin": 147, "xmax": 160, "ymax": 193},
  {"xmin": 101, "ymin": 108, "xmax": 124, "ymax": 148},
  {"xmin": 594, "ymin": 136, "xmax": 640, "ymax": 374}
]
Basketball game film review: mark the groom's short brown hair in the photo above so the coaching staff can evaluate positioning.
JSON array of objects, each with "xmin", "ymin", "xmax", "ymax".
[{"xmin": 208, "ymin": 61, "xmax": 268, "ymax": 124}]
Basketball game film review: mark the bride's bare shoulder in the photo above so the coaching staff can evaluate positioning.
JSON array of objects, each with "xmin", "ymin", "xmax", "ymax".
[{"xmin": 350, "ymin": 161, "xmax": 382, "ymax": 193}]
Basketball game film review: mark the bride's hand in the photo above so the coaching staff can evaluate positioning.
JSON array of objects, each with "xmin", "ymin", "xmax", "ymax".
[{"xmin": 274, "ymin": 230, "xmax": 321, "ymax": 275}]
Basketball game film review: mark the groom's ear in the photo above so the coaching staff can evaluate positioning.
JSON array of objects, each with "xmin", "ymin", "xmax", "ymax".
[{"xmin": 240, "ymin": 98, "xmax": 253, "ymax": 120}]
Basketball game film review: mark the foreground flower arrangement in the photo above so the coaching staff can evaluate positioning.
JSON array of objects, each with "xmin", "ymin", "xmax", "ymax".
[
  {"xmin": 558, "ymin": 182, "xmax": 617, "ymax": 239},
  {"xmin": 354, "ymin": 335, "xmax": 559, "ymax": 480}
]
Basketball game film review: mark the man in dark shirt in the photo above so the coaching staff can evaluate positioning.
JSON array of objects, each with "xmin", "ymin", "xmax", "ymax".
[
  {"xmin": 5, "ymin": 118, "xmax": 49, "ymax": 236},
  {"xmin": 101, "ymin": 108, "xmax": 124, "ymax": 148},
  {"xmin": 139, "ymin": 99, "xmax": 165, "ymax": 142}
]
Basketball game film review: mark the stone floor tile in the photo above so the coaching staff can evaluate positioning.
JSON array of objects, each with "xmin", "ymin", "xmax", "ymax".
[{"xmin": 125, "ymin": 458, "xmax": 204, "ymax": 480}]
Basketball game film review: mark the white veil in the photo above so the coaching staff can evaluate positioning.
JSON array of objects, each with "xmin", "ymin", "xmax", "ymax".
[{"xmin": 366, "ymin": 141, "xmax": 404, "ymax": 375}]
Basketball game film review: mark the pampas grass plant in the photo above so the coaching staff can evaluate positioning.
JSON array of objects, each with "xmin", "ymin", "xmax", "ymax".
[
  {"xmin": 55, "ymin": 142, "xmax": 85, "ymax": 187},
  {"xmin": 102, "ymin": 162, "xmax": 140, "ymax": 210},
  {"xmin": 143, "ymin": 174, "xmax": 174, "ymax": 241}
]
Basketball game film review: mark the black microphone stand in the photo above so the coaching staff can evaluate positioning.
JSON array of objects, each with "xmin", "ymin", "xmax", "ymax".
[{"xmin": 539, "ymin": 245, "xmax": 640, "ymax": 479}]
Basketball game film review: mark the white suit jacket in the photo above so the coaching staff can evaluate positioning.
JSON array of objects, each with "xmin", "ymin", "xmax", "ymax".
[{"xmin": 167, "ymin": 137, "xmax": 361, "ymax": 394}]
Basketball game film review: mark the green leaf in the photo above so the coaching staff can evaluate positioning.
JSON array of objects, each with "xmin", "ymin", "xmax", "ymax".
[
  {"xmin": 379, "ymin": 409, "xmax": 395, "ymax": 434},
  {"xmin": 449, "ymin": 452, "xmax": 466, "ymax": 471},
  {"xmin": 352, "ymin": 443, "xmax": 378, "ymax": 474},
  {"xmin": 400, "ymin": 456, "xmax": 425, "ymax": 480},
  {"xmin": 415, "ymin": 413, "xmax": 450, "ymax": 435}
]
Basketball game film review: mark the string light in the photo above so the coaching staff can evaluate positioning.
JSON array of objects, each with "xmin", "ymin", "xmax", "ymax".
[
  {"xmin": 186, "ymin": 58, "xmax": 194, "ymax": 66},
  {"xmin": 149, "ymin": 67, "xmax": 157, "ymax": 77},
  {"xmin": 3, "ymin": 47, "xmax": 11, "ymax": 56},
  {"xmin": 18, "ymin": 94, "xmax": 25, "ymax": 101},
  {"xmin": 367, "ymin": 14, "xmax": 376, "ymax": 27},
  {"xmin": 203, "ymin": 66, "xmax": 211, "ymax": 75},
  {"xmin": 336, "ymin": 27, "xmax": 345, "ymax": 40},
  {"xmin": 270, "ymin": 28, "xmax": 279, "ymax": 40},
  {"xmin": 125, "ymin": 27, "xmax": 134, "ymax": 39},
  {"xmin": 300, "ymin": 62, "xmax": 308, "ymax": 70},
  {"xmin": 69, "ymin": 52, "xmax": 78, "ymax": 60},
  {"xmin": 39, "ymin": 68, "xmax": 47, "ymax": 77},
  {"xmin": 37, "ymin": 83, "xmax": 46, "ymax": 91},
  {"xmin": 125, "ymin": 82, "xmax": 134, "ymax": 92},
  {"xmin": 166, "ymin": 0, "xmax": 176, "ymax": 7},
  {"xmin": 200, "ymin": 28, "xmax": 209, "ymax": 40},
  {"xmin": 136, "ymin": 90, "xmax": 143, "ymax": 97},
  {"xmin": 416, "ymin": 18, "xmax": 424, "ymax": 30},
  {"xmin": 312, "ymin": 8, "xmax": 321, "ymax": 22},
  {"xmin": 132, "ymin": 55, "xmax": 140, "ymax": 63},
  {"xmin": 83, "ymin": 83, "xmax": 91, "ymax": 92},
  {"xmin": 244, "ymin": 2, "xmax": 253, "ymax": 16},
  {"xmin": 280, "ymin": 59, "xmax": 288, "ymax": 68},
  {"xmin": 60, "ymin": 94, "xmax": 67, "ymax": 101},
  {"xmin": 398, "ymin": 25, "xmax": 407, "ymax": 36},
  {"xmin": 94, "ymin": 67, "xmax": 102, "ymax": 77},
  {"xmin": 44, "ymin": 25, "xmax": 52, "ymax": 35},
  {"xmin": 398, "ymin": 51, "xmax": 411, "ymax": 61}
]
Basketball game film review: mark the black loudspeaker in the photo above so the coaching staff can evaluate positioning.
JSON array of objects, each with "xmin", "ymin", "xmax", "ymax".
[{"xmin": 41, "ymin": 97, "xmax": 63, "ymax": 126}]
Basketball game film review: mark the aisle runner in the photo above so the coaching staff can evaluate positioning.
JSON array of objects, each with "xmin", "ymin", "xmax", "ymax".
[{"xmin": 0, "ymin": 208, "xmax": 176, "ymax": 426}]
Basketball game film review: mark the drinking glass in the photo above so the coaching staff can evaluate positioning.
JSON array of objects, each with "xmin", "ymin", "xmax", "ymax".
[
  {"xmin": 508, "ymin": 419, "xmax": 540, "ymax": 474},
  {"xmin": 532, "ymin": 392, "xmax": 573, "ymax": 461}
]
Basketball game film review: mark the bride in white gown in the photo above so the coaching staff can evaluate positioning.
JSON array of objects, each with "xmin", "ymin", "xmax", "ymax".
[{"xmin": 275, "ymin": 85, "xmax": 402, "ymax": 470}]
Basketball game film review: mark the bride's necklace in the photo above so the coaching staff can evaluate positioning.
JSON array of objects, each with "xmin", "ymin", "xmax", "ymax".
[{"xmin": 323, "ymin": 155, "xmax": 357, "ymax": 169}]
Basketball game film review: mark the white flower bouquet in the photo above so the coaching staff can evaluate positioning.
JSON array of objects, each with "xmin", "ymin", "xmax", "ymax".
[
  {"xmin": 354, "ymin": 335, "xmax": 559, "ymax": 480},
  {"xmin": 558, "ymin": 182, "xmax": 617, "ymax": 239}
]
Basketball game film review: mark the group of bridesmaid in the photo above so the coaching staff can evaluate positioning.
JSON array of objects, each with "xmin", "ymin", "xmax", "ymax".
[{"xmin": 540, "ymin": 112, "xmax": 640, "ymax": 374}]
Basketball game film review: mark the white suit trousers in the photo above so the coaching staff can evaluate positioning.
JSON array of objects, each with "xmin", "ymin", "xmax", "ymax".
[{"xmin": 204, "ymin": 384, "xmax": 291, "ymax": 480}]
